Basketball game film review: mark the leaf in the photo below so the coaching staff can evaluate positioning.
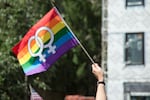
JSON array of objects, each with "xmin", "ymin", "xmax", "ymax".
[
  {"xmin": 76, "ymin": 63, "xmax": 86, "ymax": 79},
  {"xmin": 73, "ymin": 54, "xmax": 79, "ymax": 64}
]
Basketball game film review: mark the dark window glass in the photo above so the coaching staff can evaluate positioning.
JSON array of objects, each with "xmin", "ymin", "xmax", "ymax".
[
  {"xmin": 126, "ymin": 0, "xmax": 144, "ymax": 6},
  {"xmin": 131, "ymin": 96, "xmax": 150, "ymax": 100},
  {"xmin": 125, "ymin": 33, "xmax": 144, "ymax": 65}
]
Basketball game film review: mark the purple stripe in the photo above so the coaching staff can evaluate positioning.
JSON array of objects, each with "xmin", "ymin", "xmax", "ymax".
[
  {"xmin": 25, "ymin": 65, "xmax": 47, "ymax": 76},
  {"xmin": 26, "ymin": 39, "xmax": 78, "ymax": 75}
]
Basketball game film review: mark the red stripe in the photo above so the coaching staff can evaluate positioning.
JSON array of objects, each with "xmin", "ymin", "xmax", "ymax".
[{"xmin": 12, "ymin": 8, "xmax": 58, "ymax": 55}]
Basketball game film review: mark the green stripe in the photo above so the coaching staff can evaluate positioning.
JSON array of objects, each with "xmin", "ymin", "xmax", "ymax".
[
  {"xmin": 54, "ymin": 27, "xmax": 70, "ymax": 42},
  {"xmin": 22, "ymin": 27, "xmax": 70, "ymax": 68}
]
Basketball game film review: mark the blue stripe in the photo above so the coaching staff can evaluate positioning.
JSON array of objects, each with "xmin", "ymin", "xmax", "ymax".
[{"xmin": 24, "ymin": 32, "xmax": 75, "ymax": 73}]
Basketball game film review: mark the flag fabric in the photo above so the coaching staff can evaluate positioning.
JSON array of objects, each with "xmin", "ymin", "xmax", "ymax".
[
  {"xmin": 30, "ymin": 86, "xmax": 43, "ymax": 100},
  {"xmin": 12, "ymin": 7, "xmax": 79, "ymax": 76}
]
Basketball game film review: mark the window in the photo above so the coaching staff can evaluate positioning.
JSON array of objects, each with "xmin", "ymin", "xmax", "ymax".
[
  {"xmin": 126, "ymin": 0, "xmax": 145, "ymax": 6},
  {"xmin": 124, "ymin": 82, "xmax": 150, "ymax": 100},
  {"xmin": 131, "ymin": 96, "xmax": 150, "ymax": 100},
  {"xmin": 125, "ymin": 33, "xmax": 144, "ymax": 65}
]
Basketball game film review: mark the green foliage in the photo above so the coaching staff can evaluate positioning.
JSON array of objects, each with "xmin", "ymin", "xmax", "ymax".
[{"xmin": 0, "ymin": 0, "xmax": 101, "ymax": 99}]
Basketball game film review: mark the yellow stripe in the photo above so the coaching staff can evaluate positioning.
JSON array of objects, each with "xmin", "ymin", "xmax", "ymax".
[
  {"xmin": 18, "ymin": 22, "xmax": 65, "ymax": 65},
  {"xmin": 18, "ymin": 52, "xmax": 31, "ymax": 65},
  {"xmin": 52, "ymin": 22, "xmax": 65, "ymax": 33}
]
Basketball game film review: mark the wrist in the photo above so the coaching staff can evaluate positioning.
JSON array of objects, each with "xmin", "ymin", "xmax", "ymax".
[
  {"xmin": 97, "ymin": 81, "xmax": 105, "ymax": 86},
  {"xmin": 97, "ymin": 73, "xmax": 104, "ymax": 81}
]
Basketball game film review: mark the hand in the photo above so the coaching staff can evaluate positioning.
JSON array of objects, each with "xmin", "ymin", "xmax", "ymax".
[{"xmin": 92, "ymin": 63, "xmax": 104, "ymax": 81}]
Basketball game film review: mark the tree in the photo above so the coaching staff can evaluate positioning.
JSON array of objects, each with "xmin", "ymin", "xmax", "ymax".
[
  {"xmin": 0, "ymin": 0, "xmax": 53, "ymax": 99},
  {"xmin": 0, "ymin": 0, "xmax": 101, "ymax": 99},
  {"xmin": 59, "ymin": 0, "xmax": 101, "ymax": 95}
]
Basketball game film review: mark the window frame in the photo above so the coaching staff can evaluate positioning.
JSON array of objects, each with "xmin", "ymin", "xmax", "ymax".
[
  {"xmin": 130, "ymin": 92, "xmax": 150, "ymax": 100},
  {"xmin": 126, "ymin": 0, "xmax": 145, "ymax": 7},
  {"xmin": 124, "ymin": 32, "xmax": 145, "ymax": 65},
  {"xmin": 124, "ymin": 82, "xmax": 150, "ymax": 100}
]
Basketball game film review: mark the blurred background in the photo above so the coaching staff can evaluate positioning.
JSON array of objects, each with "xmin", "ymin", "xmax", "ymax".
[
  {"xmin": 1, "ymin": 0, "xmax": 150, "ymax": 100},
  {"xmin": 0, "ymin": 0, "xmax": 101, "ymax": 100}
]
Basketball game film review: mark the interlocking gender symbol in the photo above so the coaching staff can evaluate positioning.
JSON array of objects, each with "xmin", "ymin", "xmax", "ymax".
[{"xmin": 28, "ymin": 26, "xmax": 56, "ymax": 62}]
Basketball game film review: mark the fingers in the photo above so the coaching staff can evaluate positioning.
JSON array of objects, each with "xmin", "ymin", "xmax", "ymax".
[
  {"xmin": 92, "ymin": 63, "xmax": 101, "ymax": 71},
  {"xmin": 92, "ymin": 63, "xmax": 97, "ymax": 73},
  {"xmin": 92, "ymin": 63, "xmax": 99, "ymax": 67},
  {"xmin": 92, "ymin": 63, "xmax": 98, "ymax": 71},
  {"xmin": 91, "ymin": 63, "xmax": 104, "ymax": 81}
]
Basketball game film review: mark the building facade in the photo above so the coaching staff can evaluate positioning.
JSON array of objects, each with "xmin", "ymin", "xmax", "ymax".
[{"xmin": 101, "ymin": 0, "xmax": 150, "ymax": 100}]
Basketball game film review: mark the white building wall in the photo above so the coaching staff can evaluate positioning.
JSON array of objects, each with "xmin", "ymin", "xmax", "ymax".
[
  {"xmin": 107, "ymin": 33, "xmax": 150, "ymax": 100},
  {"xmin": 108, "ymin": 0, "xmax": 150, "ymax": 33},
  {"xmin": 106, "ymin": 0, "xmax": 150, "ymax": 100}
]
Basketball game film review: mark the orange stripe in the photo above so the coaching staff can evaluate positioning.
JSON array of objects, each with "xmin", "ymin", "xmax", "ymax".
[
  {"xmin": 45, "ymin": 16, "xmax": 61, "ymax": 28},
  {"xmin": 17, "ymin": 15, "xmax": 62, "ymax": 59},
  {"xmin": 38, "ymin": 16, "xmax": 61, "ymax": 37},
  {"xmin": 18, "ymin": 40, "xmax": 37, "ymax": 59}
]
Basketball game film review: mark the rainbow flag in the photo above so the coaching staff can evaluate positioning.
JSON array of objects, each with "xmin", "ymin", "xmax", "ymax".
[{"xmin": 12, "ymin": 7, "xmax": 79, "ymax": 76}]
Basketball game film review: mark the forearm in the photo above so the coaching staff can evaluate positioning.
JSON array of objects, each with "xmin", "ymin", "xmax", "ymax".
[
  {"xmin": 96, "ymin": 84, "xmax": 106, "ymax": 100},
  {"xmin": 92, "ymin": 63, "xmax": 106, "ymax": 100}
]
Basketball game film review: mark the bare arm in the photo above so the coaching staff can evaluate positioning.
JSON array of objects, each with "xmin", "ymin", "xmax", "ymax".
[{"xmin": 92, "ymin": 63, "xmax": 106, "ymax": 100}]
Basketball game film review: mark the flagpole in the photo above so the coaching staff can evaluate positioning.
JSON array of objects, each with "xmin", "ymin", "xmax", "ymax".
[
  {"xmin": 50, "ymin": 0, "xmax": 55, "ymax": 7},
  {"xmin": 54, "ymin": 7, "xmax": 95, "ymax": 64}
]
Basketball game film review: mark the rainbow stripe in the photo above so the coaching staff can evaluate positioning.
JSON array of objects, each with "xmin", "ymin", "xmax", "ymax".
[{"xmin": 12, "ymin": 7, "xmax": 78, "ymax": 75}]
